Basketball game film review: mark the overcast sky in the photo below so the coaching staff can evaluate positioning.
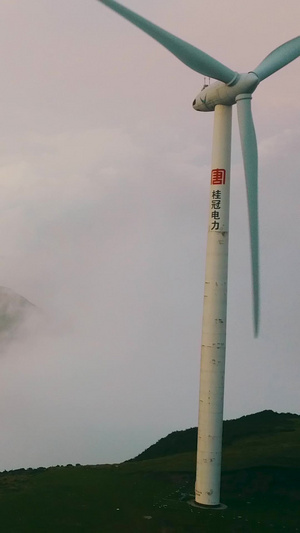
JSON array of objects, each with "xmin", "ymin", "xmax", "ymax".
[{"xmin": 0, "ymin": 0, "xmax": 299, "ymax": 471}]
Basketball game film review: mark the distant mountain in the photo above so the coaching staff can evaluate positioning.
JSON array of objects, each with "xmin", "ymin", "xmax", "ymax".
[
  {"xmin": 132, "ymin": 410, "xmax": 300, "ymax": 463},
  {"xmin": 0, "ymin": 286, "xmax": 36, "ymax": 341}
]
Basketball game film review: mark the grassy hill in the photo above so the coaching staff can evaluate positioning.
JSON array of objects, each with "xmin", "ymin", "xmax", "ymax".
[
  {"xmin": 0, "ymin": 411, "xmax": 299, "ymax": 532},
  {"xmin": 132, "ymin": 410, "xmax": 300, "ymax": 467}
]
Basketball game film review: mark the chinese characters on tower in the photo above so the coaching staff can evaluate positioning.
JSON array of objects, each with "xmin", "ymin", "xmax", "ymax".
[{"xmin": 210, "ymin": 169, "xmax": 226, "ymax": 231}]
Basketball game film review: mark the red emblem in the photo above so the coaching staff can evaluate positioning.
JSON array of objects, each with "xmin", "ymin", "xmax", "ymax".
[{"xmin": 211, "ymin": 168, "xmax": 226, "ymax": 185}]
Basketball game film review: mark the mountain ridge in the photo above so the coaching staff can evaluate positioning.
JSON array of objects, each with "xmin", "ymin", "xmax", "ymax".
[{"xmin": 131, "ymin": 410, "xmax": 300, "ymax": 463}]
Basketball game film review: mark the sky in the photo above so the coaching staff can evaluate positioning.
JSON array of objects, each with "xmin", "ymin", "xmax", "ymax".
[{"xmin": 0, "ymin": 0, "xmax": 299, "ymax": 471}]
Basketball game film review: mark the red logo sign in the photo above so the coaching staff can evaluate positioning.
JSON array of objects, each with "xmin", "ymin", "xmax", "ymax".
[{"xmin": 211, "ymin": 168, "xmax": 226, "ymax": 185}]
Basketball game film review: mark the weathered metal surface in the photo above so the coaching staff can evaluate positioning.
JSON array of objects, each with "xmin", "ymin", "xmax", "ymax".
[{"xmin": 195, "ymin": 105, "xmax": 232, "ymax": 506}]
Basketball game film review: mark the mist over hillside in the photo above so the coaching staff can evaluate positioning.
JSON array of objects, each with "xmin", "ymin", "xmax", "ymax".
[{"xmin": 0, "ymin": 286, "xmax": 37, "ymax": 344}]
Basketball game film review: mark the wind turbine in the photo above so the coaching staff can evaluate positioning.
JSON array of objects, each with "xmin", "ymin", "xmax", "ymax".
[{"xmin": 98, "ymin": 0, "xmax": 300, "ymax": 507}]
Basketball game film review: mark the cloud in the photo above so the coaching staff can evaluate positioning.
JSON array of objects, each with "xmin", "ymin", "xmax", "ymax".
[{"xmin": 259, "ymin": 127, "xmax": 300, "ymax": 159}]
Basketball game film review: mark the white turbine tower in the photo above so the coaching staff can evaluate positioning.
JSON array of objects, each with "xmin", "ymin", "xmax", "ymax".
[{"xmin": 98, "ymin": 0, "xmax": 300, "ymax": 507}]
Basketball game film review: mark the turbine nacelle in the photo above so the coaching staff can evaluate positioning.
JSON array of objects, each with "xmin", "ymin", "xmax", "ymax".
[{"xmin": 192, "ymin": 73, "xmax": 260, "ymax": 111}]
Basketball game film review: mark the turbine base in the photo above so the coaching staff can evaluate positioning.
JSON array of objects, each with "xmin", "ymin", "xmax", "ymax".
[{"xmin": 188, "ymin": 500, "xmax": 227, "ymax": 510}]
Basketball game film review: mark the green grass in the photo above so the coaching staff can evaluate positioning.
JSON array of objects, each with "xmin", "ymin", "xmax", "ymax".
[
  {"xmin": 222, "ymin": 419, "xmax": 300, "ymax": 470},
  {"xmin": 0, "ymin": 411, "xmax": 299, "ymax": 532},
  {"xmin": 0, "ymin": 463, "xmax": 298, "ymax": 532}
]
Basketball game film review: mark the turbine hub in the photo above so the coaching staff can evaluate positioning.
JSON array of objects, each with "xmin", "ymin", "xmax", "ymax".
[{"xmin": 193, "ymin": 72, "xmax": 259, "ymax": 111}]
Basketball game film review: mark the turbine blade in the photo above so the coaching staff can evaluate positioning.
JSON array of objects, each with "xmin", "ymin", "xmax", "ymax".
[
  {"xmin": 98, "ymin": 0, "xmax": 237, "ymax": 83},
  {"xmin": 252, "ymin": 36, "xmax": 300, "ymax": 81},
  {"xmin": 236, "ymin": 95, "xmax": 259, "ymax": 336}
]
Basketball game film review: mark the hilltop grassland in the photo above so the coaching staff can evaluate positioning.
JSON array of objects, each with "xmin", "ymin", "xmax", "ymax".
[{"xmin": 0, "ymin": 411, "xmax": 298, "ymax": 532}]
